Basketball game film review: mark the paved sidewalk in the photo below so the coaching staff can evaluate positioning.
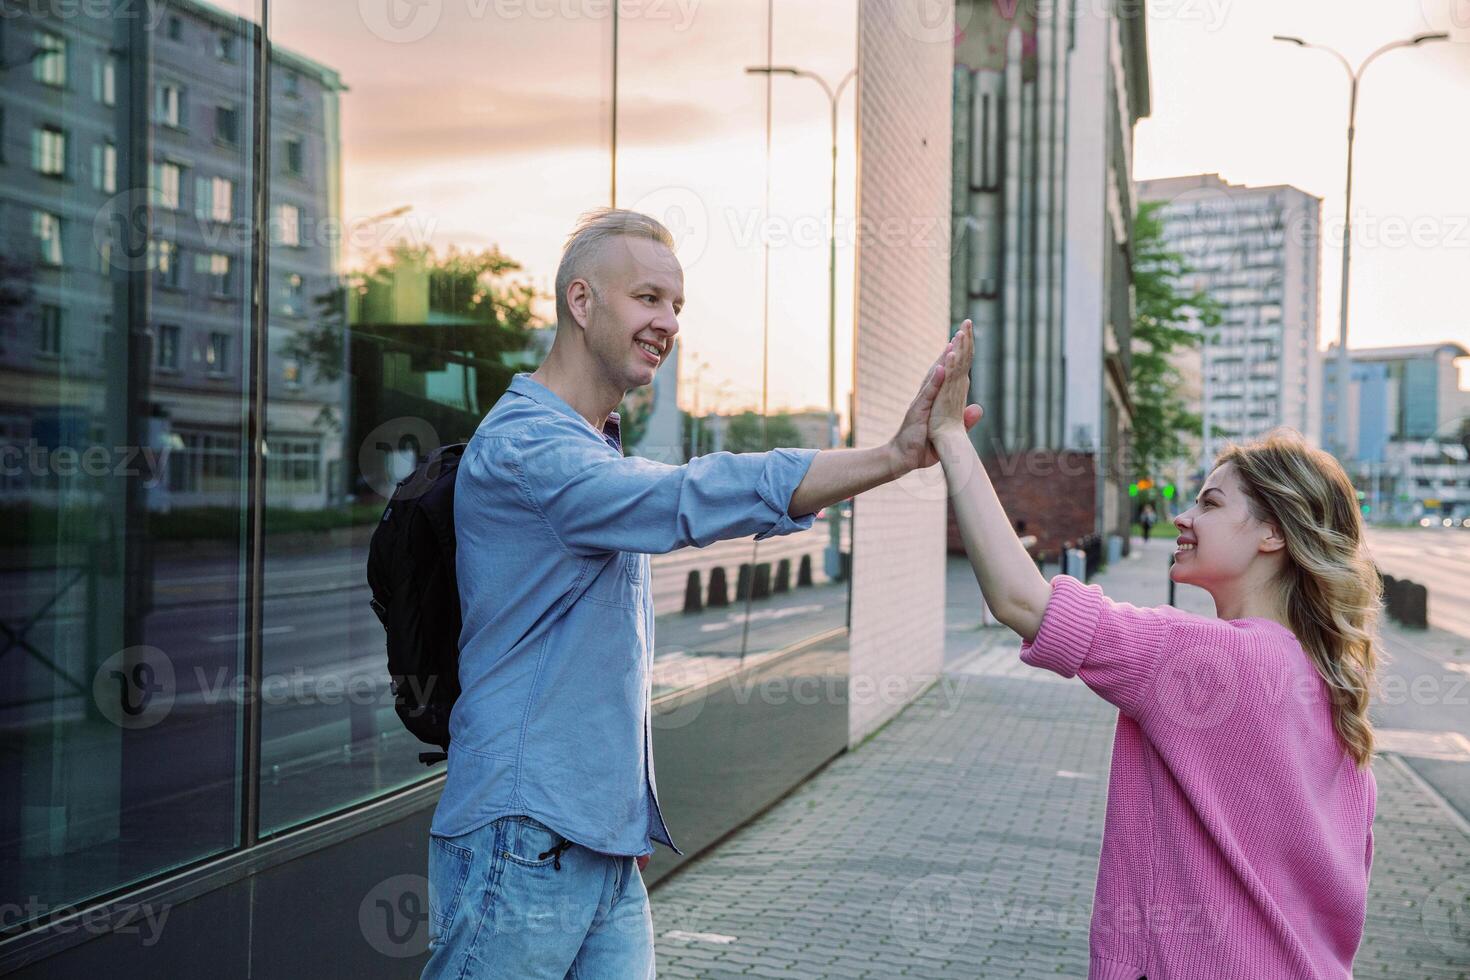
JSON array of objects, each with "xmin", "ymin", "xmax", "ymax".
[{"xmin": 650, "ymin": 546, "xmax": 1470, "ymax": 979}]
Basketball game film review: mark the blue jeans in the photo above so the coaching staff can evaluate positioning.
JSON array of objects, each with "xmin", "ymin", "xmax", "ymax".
[{"xmin": 421, "ymin": 815, "xmax": 655, "ymax": 980}]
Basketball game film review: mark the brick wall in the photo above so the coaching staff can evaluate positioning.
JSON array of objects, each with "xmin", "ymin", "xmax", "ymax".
[
  {"xmin": 849, "ymin": 0, "xmax": 954, "ymax": 746},
  {"xmin": 944, "ymin": 451, "xmax": 1097, "ymax": 560}
]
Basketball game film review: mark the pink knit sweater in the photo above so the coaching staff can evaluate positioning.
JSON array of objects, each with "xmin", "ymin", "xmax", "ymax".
[{"xmin": 1019, "ymin": 575, "xmax": 1376, "ymax": 980}]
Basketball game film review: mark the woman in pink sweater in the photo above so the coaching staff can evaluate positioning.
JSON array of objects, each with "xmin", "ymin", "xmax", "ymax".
[{"xmin": 930, "ymin": 322, "xmax": 1380, "ymax": 979}]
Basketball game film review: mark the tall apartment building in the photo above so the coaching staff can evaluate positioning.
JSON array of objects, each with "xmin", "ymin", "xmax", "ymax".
[
  {"xmin": 1136, "ymin": 173, "xmax": 1323, "ymax": 463},
  {"xmin": 950, "ymin": 0, "xmax": 1151, "ymax": 555}
]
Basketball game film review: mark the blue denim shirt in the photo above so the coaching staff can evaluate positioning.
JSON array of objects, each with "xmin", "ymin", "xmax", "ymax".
[{"xmin": 432, "ymin": 374, "xmax": 818, "ymax": 855}]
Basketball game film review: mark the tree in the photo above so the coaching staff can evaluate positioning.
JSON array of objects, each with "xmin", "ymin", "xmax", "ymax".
[
  {"xmin": 724, "ymin": 411, "xmax": 803, "ymax": 454},
  {"xmin": 1129, "ymin": 201, "xmax": 1221, "ymax": 482}
]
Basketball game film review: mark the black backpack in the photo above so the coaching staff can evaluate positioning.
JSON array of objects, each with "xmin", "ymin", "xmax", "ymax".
[{"xmin": 366, "ymin": 443, "xmax": 466, "ymax": 766}]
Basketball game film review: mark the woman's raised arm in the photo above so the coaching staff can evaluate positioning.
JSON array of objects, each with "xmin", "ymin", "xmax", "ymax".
[{"xmin": 929, "ymin": 321, "xmax": 1051, "ymax": 642}]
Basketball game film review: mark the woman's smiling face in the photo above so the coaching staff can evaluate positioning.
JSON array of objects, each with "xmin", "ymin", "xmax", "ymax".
[{"xmin": 1170, "ymin": 462, "xmax": 1282, "ymax": 589}]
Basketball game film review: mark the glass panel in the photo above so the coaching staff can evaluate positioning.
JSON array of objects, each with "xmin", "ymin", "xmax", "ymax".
[
  {"xmin": 259, "ymin": 1, "xmax": 612, "ymax": 833},
  {"xmin": 616, "ymin": 2, "xmax": 857, "ymax": 701},
  {"xmin": 614, "ymin": 0, "xmax": 770, "ymax": 699},
  {"xmin": 744, "ymin": 0, "xmax": 858, "ymax": 659},
  {"xmin": 0, "ymin": 0, "xmax": 256, "ymax": 931}
]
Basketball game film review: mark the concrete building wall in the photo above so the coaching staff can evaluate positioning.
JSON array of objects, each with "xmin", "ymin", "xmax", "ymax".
[
  {"xmin": 849, "ymin": 0, "xmax": 953, "ymax": 746},
  {"xmin": 950, "ymin": 0, "xmax": 1148, "ymax": 553}
]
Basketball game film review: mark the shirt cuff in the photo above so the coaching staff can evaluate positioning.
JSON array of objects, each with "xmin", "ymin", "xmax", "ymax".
[
  {"xmin": 753, "ymin": 448, "xmax": 820, "ymax": 540},
  {"xmin": 1018, "ymin": 575, "xmax": 1104, "ymax": 678}
]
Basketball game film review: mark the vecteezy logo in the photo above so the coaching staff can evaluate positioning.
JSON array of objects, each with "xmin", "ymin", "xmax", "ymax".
[
  {"xmin": 624, "ymin": 186, "xmax": 710, "ymax": 269},
  {"xmin": 893, "ymin": 0, "xmax": 968, "ymax": 44},
  {"xmin": 359, "ymin": 416, "xmax": 441, "ymax": 500},
  {"xmin": 360, "ymin": 874, "xmax": 431, "ymax": 958},
  {"xmin": 92, "ymin": 189, "xmax": 177, "ymax": 274},
  {"xmin": 650, "ymin": 656, "xmax": 715, "ymax": 732},
  {"xmin": 1421, "ymin": 872, "xmax": 1469, "ymax": 958},
  {"xmin": 1149, "ymin": 643, "xmax": 1239, "ymax": 731},
  {"xmin": 358, "ymin": 0, "xmax": 443, "ymax": 43},
  {"xmin": 1420, "ymin": 0, "xmax": 1470, "ymax": 41},
  {"xmin": 93, "ymin": 646, "xmax": 175, "ymax": 730},
  {"xmin": 889, "ymin": 874, "xmax": 974, "ymax": 954}
]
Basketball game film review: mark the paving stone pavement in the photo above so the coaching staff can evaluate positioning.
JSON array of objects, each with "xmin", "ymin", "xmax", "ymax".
[{"xmin": 650, "ymin": 547, "xmax": 1470, "ymax": 979}]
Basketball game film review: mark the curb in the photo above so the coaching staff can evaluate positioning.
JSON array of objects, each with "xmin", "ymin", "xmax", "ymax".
[{"xmin": 1383, "ymin": 751, "xmax": 1470, "ymax": 840}]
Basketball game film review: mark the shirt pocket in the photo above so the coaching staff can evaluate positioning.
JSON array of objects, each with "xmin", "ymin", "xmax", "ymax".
[{"xmin": 583, "ymin": 552, "xmax": 638, "ymax": 608}]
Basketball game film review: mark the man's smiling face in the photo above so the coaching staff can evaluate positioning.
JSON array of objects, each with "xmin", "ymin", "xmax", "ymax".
[{"xmin": 579, "ymin": 237, "xmax": 684, "ymax": 393}]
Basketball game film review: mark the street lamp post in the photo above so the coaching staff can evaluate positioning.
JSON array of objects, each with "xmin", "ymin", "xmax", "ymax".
[
  {"xmin": 1272, "ymin": 31, "xmax": 1447, "ymax": 463},
  {"xmin": 746, "ymin": 64, "xmax": 856, "ymax": 579}
]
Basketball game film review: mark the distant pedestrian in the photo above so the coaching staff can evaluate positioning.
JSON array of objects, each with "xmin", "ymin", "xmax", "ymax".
[
  {"xmin": 931, "ymin": 323, "xmax": 1379, "ymax": 980},
  {"xmin": 422, "ymin": 209, "xmax": 976, "ymax": 980},
  {"xmin": 1139, "ymin": 502, "xmax": 1158, "ymax": 543}
]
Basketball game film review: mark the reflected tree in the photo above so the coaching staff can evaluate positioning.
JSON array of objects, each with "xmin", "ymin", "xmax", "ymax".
[{"xmin": 725, "ymin": 412, "xmax": 802, "ymax": 453}]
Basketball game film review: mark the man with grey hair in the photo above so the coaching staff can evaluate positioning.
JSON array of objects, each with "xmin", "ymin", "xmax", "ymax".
[{"xmin": 423, "ymin": 208, "xmax": 977, "ymax": 979}]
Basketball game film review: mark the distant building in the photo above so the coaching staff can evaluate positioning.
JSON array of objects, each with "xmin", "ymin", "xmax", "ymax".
[
  {"xmin": 1322, "ymin": 341, "xmax": 1470, "ymax": 459},
  {"xmin": 1322, "ymin": 342, "xmax": 1470, "ymax": 522},
  {"xmin": 1135, "ymin": 173, "xmax": 1323, "ymax": 463},
  {"xmin": 951, "ymin": 0, "xmax": 1150, "ymax": 555}
]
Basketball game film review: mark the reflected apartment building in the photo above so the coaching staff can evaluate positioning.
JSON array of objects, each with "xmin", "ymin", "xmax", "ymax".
[
  {"xmin": 1, "ymin": 1, "xmax": 958, "ymax": 977},
  {"xmin": 0, "ymin": 1, "xmax": 346, "ymax": 513}
]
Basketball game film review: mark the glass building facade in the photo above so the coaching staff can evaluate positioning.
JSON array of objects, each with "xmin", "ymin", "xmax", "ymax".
[{"xmin": 0, "ymin": 0, "xmax": 857, "ymax": 963}]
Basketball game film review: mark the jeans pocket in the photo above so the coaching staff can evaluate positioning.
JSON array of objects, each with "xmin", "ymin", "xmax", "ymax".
[
  {"xmin": 621, "ymin": 551, "xmax": 646, "ymax": 588},
  {"xmin": 500, "ymin": 816, "xmax": 567, "ymax": 869},
  {"xmin": 428, "ymin": 834, "xmax": 474, "ymax": 935}
]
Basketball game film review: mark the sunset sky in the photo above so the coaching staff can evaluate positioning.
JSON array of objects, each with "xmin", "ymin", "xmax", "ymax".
[
  {"xmin": 273, "ymin": 0, "xmax": 857, "ymax": 419},
  {"xmin": 272, "ymin": 0, "xmax": 1468, "ymax": 414},
  {"xmin": 1134, "ymin": 0, "xmax": 1470, "ymax": 384}
]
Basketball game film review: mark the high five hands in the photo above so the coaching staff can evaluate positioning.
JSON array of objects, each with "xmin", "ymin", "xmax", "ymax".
[
  {"xmin": 890, "ymin": 320, "xmax": 982, "ymax": 472},
  {"xmin": 931, "ymin": 320, "xmax": 979, "ymax": 441}
]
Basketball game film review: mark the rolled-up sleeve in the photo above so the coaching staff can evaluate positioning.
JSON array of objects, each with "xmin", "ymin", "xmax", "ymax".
[
  {"xmin": 512, "ymin": 414, "xmax": 818, "ymax": 557},
  {"xmin": 1019, "ymin": 575, "xmax": 1172, "ymax": 718}
]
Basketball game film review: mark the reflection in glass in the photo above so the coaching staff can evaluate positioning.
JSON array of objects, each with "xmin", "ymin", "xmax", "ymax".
[
  {"xmin": 0, "ymin": 1, "xmax": 255, "ymax": 930},
  {"xmin": 616, "ymin": 0, "xmax": 857, "ymax": 697},
  {"xmin": 257, "ymin": 2, "xmax": 611, "ymax": 832}
]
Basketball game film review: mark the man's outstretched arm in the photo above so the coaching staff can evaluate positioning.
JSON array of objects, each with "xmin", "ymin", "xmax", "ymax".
[
  {"xmin": 505, "ymin": 339, "xmax": 975, "ymax": 557},
  {"xmin": 786, "ymin": 345, "xmax": 981, "ymax": 518}
]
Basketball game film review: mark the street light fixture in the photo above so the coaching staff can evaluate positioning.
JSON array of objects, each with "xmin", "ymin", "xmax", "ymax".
[
  {"xmin": 1272, "ymin": 31, "xmax": 1448, "ymax": 463},
  {"xmin": 746, "ymin": 64, "xmax": 856, "ymax": 579}
]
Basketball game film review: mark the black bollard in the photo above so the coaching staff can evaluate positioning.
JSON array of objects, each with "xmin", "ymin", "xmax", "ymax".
[
  {"xmin": 1392, "ymin": 579, "xmax": 1412, "ymax": 624},
  {"xmin": 683, "ymin": 569, "xmax": 703, "ymax": 614},
  {"xmin": 774, "ymin": 558, "xmax": 791, "ymax": 593},
  {"xmin": 797, "ymin": 554, "xmax": 813, "ymax": 587},
  {"xmin": 752, "ymin": 562, "xmax": 771, "ymax": 599},
  {"xmin": 1404, "ymin": 582, "xmax": 1429, "ymax": 629},
  {"xmin": 736, "ymin": 563, "xmax": 753, "ymax": 601},
  {"xmin": 707, "ymin": 566, "xmax": 730, "ymax": 608}
]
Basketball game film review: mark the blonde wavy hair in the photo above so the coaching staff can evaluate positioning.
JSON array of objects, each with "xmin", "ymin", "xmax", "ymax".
[{"xmin": 1215, "ymin": 433, "xmax": 1381, "ymax": 766}]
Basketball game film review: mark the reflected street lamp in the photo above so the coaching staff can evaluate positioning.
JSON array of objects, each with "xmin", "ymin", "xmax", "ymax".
[
  {"xmin": 746, "ymin": 64, "xmax": 856, "ymax": 580},
  {"xmin": 1271, "ymin": 31, "xmax": 1447, "ymax": 463}
]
